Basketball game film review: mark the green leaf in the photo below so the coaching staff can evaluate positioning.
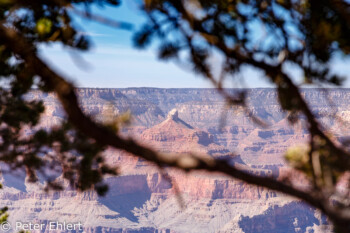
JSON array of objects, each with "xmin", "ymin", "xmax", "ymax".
[{"xmin": 36, "ymin": 18, "xmax": 53, "ymax": 36}]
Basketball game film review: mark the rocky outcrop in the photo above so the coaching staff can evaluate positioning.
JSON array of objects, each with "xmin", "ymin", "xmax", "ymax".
[
  {"xmin": 238, "ymin": 202, "xmax": 320, "ymax": 233},
  {"xmin": 140, "ymin": 109, "xmax": 230, "ymax": 156}
]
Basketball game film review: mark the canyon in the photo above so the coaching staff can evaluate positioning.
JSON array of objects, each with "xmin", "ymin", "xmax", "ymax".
[{"xmin": 0, "ymin": 88, "xmax": 347, "ymax": 232}]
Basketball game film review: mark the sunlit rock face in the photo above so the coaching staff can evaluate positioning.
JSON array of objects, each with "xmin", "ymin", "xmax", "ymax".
[
  {"xmin": 2, "ymin": 88, "xmax": 347, "ymax": 232},
  {"xmin": 140, "ymin": 108, "xmax": 230, "ymax": 156}
]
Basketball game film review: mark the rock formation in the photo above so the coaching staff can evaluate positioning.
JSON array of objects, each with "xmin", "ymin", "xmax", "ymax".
[{"xmin": 140, "ymin": 108, "xmax": 231, "ymax": 157}]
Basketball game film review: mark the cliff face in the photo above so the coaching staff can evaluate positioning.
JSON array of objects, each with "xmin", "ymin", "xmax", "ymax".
[
  {"xmin": 140, "ymin": 109, "xmax": 230, "ymax": 156},
  {"xmin": 238, "ymin": 202, "xmax": 321, "ymax": 233},
  {"xmin": 3, "ymin": 88, "xmax": 346, "ymax": 232}
]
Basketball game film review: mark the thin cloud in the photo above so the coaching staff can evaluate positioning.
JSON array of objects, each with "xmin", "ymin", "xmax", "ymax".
[{"xmin": 77, "ymin": 31, "xmax": 112, "ymax": 37}]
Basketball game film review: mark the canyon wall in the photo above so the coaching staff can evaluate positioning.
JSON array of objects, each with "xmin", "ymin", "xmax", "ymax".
[{"xmin": 1, "ymin": 88, "xmax": 347, "ymax": 232}]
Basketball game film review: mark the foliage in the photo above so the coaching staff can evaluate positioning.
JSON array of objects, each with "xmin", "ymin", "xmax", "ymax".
[
  {"xmin": 0, "ymin": 0, "xmax": 120, "ymax": 195},
  {"xmin": 0, "ymin": 0, "xmax": 350, "ymax": 232},
  {"xmin": 135, "ymin": 1, "xmax": 350, "ymax": 231},
  {"xmin": 0, "ymin": 184, "xmax": 8, "ymax": 224}
]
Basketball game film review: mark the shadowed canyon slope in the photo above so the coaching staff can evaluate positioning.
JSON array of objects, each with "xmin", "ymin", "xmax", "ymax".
[{"xmin": 1, "ymin": 88, "xmax": 346, "ymax": 232}]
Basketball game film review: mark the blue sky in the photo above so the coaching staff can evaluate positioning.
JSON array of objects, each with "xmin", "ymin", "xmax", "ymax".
[
  {"xmin": 39, "ymin": 1, "xmax": 213, "ymax": 88},
  {"xmin": 39, "ymin": 1, "xmax": 350, "ymax": 88}
]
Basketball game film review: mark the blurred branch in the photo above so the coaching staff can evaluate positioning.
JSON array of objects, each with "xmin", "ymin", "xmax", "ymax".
[
  {"xmin": 0, "ymin": 22, "xmax": 343, "ymax": 227},
  {"xmin": 182, "ymin": 15, "xmax": 350, "ymax": 171},
  {"xmin": 71, "ymin": 8, "xmax": 133, "ymax": 30}
]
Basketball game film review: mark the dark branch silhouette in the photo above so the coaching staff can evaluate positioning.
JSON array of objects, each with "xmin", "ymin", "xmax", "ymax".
[{"xmin": 1, "ymin": 0, "xmax": 350, "ymax": 231}]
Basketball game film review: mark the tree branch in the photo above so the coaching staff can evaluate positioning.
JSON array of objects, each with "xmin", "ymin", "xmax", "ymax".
[
  {"xmin": 71, "ymin": 8, "xmax": 133, "ymax": 31},
  {"xmin": 0, "ymin": 23, "xmax": 347, "ymax": 226},
  {"xmin": 180, "ymin": 14, "xmax": 350, "ymax": 171}
]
